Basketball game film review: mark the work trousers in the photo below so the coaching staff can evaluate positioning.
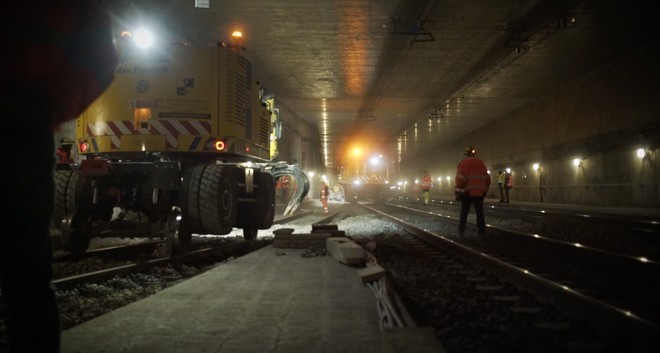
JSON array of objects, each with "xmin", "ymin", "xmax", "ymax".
[
  {"xmin": 458, "ymin": 194, "xmax": 486, "ymax": 234},
  {"xmin": 321, "ymin": 196, "xmax": 328, "ymax": 212},
  {"xmin": 0, "ymin": 128, "xmax": 60, "ymax": 353}
]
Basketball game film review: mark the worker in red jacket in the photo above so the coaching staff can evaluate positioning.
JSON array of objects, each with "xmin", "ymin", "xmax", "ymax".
[
  {"xmin": 320, "ymin": 181, "xmax": 330, "ymax": 213},
  {"xmin": 421, "ymin": 170, "xmax": 433, "ymax": 205},
  {"xmin": 454, "ymin": 146, "xmax": 491, "ymax": 237},
  {"xmin": 1, "ymin": 1, "xmax": 117, "ymax": 352}
]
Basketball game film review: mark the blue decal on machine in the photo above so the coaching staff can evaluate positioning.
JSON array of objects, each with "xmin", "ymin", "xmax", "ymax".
[{"xmin": 189, "ymin": 137, "xmax": 201, "ymax": 150}]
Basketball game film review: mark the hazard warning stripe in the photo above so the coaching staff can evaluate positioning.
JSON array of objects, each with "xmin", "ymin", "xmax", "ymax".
[
  {"xmin": 85, "ymin": 120, "xmax": 212, "ymax": 149},
  {"xmin": 150, "ymin": 120, "xmax": 178, "ymax": 148}
]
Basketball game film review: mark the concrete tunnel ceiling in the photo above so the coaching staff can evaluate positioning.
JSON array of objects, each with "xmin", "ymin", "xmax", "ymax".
[{"xmin": 105, "ymin": 0, "xmax": 656, "ymax": 172}]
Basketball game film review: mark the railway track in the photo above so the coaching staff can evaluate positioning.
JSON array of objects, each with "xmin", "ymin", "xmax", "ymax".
[
  {"xmin": 5, "ymin": 201, "xmax": 655, "ymax": 352},
  {"xmin": 361, "ymin": 202, "xmax": 660, "ymax": 349},
  {"xmin": 50, "ymin": 208, "xmax": 341, "ymax": 291},
  {"xmin": 390, "ymin": 197, "xmax": 660, "ymax": 261}
]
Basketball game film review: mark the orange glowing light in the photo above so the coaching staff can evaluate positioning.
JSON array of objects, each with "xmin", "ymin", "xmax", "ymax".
[{"xmin": 215, "ymin": 140, "xmax": 226, "ymax": 151}]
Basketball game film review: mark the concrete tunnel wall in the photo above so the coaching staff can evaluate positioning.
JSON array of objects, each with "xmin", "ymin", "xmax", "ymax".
[{"xmin": 408, "ymin": 42, "xmax": 660, "ymax": 208}]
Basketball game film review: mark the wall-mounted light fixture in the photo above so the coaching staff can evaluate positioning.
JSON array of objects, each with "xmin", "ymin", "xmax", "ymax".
[
  {"xmin": 636, "ymin": 147, "xmax": 653, "ymax": 159},
  {"xmin": 573, "ymin": 158, "xmax": 582, "ymax": 167},
  {"xmin": 532, "ymin": 162, "xmax": 543, "ymax": 202},
  {"xmin": 636, "ymin": 148, "xmax": 646, "ymax": 159}
]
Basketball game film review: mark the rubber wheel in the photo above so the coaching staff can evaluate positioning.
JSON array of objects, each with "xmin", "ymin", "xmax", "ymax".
[
  {"xmin": 53, "ymin": 171, "xmax": 91, "ymax": 229},
  {"xmin": 180, "ymin": 165, "xmax": 206, "ymax": 234},
  {"xmin": 200, "ymin": 165, "xmax": 238, "ymax": 235}
]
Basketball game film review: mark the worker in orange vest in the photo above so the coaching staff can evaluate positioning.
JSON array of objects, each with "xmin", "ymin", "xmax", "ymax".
[
  {"xmin": 421, "ymin": 170, "xmax": 432, "ymax": 205},
  {"xmin": 454, "ymin": 146, "xmax": 491, "ymax": 237},
  {"xmin": 56, "ymin": 138, "xmax": 74, "ymax": 164},
  {"xmin": 504, "ymin": 170, "xmax": 513, "ymax": 203},
  {"xmin": 320, "ymin": 181, "xmax": 330, "ymax": 213}
]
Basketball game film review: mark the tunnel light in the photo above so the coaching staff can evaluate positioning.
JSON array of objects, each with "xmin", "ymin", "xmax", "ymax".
[
  {"xmin": 573, "ymin": 158, "xmax": 582, "ymax": 167},
  {"xmin": 133, "ymin": 28, "xmax": 155, "ymax": 48},
  {"xmin": 532, "ymin": 163, "xmax": 539, "ymax": 171},
  {"xmin": 636, "ymin": 148, "xmax": 646, "ymax": 159},
  {"xmin": 195, "ymin": 0, "xmax": 210, "ymax": 9}
]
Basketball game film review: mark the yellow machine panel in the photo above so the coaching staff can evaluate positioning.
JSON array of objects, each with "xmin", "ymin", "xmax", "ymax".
[
  {"xmin": 53, "ymin": 32, "xmax": 308, "ymax": 256},
  {"xmin": 76, "ymin": 43, "xmax": 271, "ymax": 161}
]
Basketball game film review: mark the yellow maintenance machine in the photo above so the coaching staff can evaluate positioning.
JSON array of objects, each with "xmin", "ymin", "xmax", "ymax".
[{"xmin": 53, "ymin": 31, "xmax": 308, "ymax": 255}]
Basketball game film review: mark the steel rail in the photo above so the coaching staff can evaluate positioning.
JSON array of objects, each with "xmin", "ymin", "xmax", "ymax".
[{"xmin": 359, "ymin": 202, "xmax": 660, "ymax": 346}]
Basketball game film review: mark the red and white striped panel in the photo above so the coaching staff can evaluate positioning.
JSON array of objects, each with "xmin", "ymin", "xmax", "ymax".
[
  {"xmin": 150, "ymin": 120, "xmax": 211, "ymax": 149},
  {"xmin": 86, "ymin": 120, "xmax": 212, "ymax": 149}
]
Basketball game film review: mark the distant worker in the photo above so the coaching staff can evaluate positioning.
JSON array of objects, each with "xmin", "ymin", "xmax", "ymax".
[
  {"xmin": 277, "ymin": 175, "xmax": 291, "ymax": 204},
  {"xmin": 421, "ymin": 170, "xmax": 432, "ymax": 205},
  {"xmin": 1, "ymin": 1, "xmax": 118, "ymax": 352},
  {"xmin": 56, "ymin": 138, "xmax": 74, "ymax": 164},
  {"xmin": 320, "ymin": 181, "xmax": 330, "ymax": 213},
  {"xmin": 454, "ymin": 146, "xmax": 491, "ymax": 237},
  {"xmin": 497, "ymin": 170, "xmax": 506, "ymax": 203},
  {"xmin": 504, "ymin": 170, "xmax": 513, "ymax": 203}
]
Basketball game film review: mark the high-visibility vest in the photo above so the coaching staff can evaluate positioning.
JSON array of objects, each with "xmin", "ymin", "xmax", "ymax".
[
  {"xmin": 422, "ymin": 175, "xmax": 432, "ymax": 191},
  {"xmin": 498, "ymin": 172, "xmax": 506, "ymax": 184},
  {"xmin": 455, "ymin": 157, "xmax": 491, "ymax": 196}
]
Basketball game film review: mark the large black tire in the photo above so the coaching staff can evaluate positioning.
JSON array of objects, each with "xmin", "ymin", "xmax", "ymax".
[
  {"xmin": 53, "ymin": 170, "xmax": 73, "ymax": 228},
  {"xmin": 180, "ymin": 164, "xmax": 206, "ymax": 234},
  {"xmin": 199, "ymin": 165, "xmax": 238, "ymax": 235},
  {"xmin": 53, "ymin": 170, "xmax": 92, "ymax": 230}
]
